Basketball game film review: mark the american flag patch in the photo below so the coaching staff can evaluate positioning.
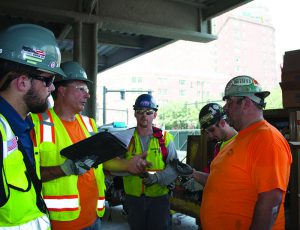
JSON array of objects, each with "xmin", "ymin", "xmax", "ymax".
[{"xmin": 7, "ymin": 137, "xmax": 18, "ymax": 152}]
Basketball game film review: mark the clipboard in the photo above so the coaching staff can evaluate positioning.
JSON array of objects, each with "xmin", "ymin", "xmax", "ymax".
[{"xmin": 60, "ymin": 131, "xmax": 128, "ymax": 165}]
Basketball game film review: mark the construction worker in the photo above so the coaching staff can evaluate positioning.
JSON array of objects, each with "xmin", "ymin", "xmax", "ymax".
[
  {"xmin": 184, "ymin": 102, "xmax": 237, "ymax": 190},
  {"xmin": 200, "ymin": 75, "xmax": 292, "ymax": 229},
  {"xmin": 0, "ymin": 24, "xmax": 65, "ymax": 229},
  {"xmin": 199, "ymin": 102, "xmax": 237, "ymax": 173},
  {"xmin": 123, "ymin": 94, "xmax": 179, "ymax": 230},
  {"xmin": 30, "ymin": 61, "xmax": 148, "ymax": 230}
]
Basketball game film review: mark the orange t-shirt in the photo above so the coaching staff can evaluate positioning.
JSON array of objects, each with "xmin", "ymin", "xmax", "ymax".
[
  {"xmin": 51, "ymin": 119, "xmax": 99, "ymax": 230},
  {"xmin": 200, "ymin": 120, "xmax": 292, "ymax": 230}
]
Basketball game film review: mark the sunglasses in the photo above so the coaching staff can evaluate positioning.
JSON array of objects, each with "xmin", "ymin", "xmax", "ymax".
[
  {"xmin": 29, "ymin": 74, "xmax": 55, "ymax": 87},
  {"xmin": 135, "ymin": 109, "xmax": 155, "ymax": 115}
]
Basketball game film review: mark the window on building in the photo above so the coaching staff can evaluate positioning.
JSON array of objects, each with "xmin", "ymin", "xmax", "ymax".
[
  {"xmin": 179, "ymin": 89, "xmax": 187, "ymax": 96},
  {"xmin": 131, "ymin": 76, "xmax": 143, "ymax": 84},
  {"xmin": 158, "ymin": 88, "xmax": 167, "ymax": 95},
  {"xmin": 179, "ymin": 80, "xmax": 186, "ymax": 85}
]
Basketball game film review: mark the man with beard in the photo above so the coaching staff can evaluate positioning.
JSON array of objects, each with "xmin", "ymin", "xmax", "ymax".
[
  {"xmin": 31, "ymin": 61, "xmax": 149, "ymax": 230},
  {"xmin": 0, "ymin": 24, "xmax": 65, "ymax": 229},
  {"xmin": 200, "ymin": 75, "xmax": 292, "ymax": 230},
  {"xmin": 183, "ymin": 103, "xmax": 237, "ymax": 190},
  {"xmin": 123, "ymin": 94, "xmax": 179, "ymax": 230}
]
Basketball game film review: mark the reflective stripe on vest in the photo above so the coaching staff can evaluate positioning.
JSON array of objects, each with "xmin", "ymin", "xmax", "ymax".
[
  {"xmin": 44, "ymin": 195, "xmax": 79, "ymax": 211},
  {"xmin": 97, "ymin": 197, "xmax": 105, "ymax": 211},
  {"xmin": 38, "ymin": 111, "xmax": 55, "ymax": 143},
  {"xmin": 78, "ymin": 115, "xmax": 94, "ymax": 135},
  {"xmin": 43, "ymin": 194, "xmax": 105, "ymax": 212}
]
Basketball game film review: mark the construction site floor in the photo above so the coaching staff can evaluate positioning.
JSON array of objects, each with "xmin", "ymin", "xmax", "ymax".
[{"xmin": 102, "ymin": 205, "xmax": 199, "ymax": 230}]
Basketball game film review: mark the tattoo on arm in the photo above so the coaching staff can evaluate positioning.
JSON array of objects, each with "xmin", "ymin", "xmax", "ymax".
[{"xmin": 271, "ymin": 204, "xmax": 280, "ymax": 226}]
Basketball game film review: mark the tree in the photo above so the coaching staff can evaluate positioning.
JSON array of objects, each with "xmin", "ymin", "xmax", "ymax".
[
  {"xmin": 265, "ymin": 85, "xmax": 283, "ymax": 109},
  {"xmin": 158, "ymin": 101, "xmax": 199, "ymax": 130}
]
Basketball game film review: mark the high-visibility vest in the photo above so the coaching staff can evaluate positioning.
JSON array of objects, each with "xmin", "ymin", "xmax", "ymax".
[
  {"xmin": 0, "ymin": 114, "xmax": 48, "ymax": 227},
  {"xmin": 123, "ymin": 128, "xmax": 173, "ymax": 197},
  {"xmin": 31, "ymin": 108, "xmax": 106, "ymax": 221}
]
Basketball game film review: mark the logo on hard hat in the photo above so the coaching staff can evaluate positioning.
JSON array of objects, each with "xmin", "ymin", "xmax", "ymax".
[
  {"xmin": 200, "ymin": 113, "xmax": 214, "ymax": 125},
  {"xmin": 140, "ymin": 100, "xmax": 150, "ymax": 107},
  {"xmin": 49, "ymin": 61, "xmax": 56, "ymax": 69},
  {"xmin": 208, "ymin": 104, "xmax": 220, "ymax": 116},
  {"xmin": 22, "ymin": 46, "xmax": 46, "ymax": 60},
  {"xmin": 232, "ymin": 76, "xmax": 252, "ymax": 86}
]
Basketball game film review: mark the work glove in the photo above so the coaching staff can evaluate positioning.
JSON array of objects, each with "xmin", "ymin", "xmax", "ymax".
[
  {"xmin": 170, "ymin": 159, "xmax": 193, "ymax": 176},
  {"xmin": 144, "ymin": 164, "xmax": 178, "ymax": 186},
  {"xmin": 182, "ymin": 178, "xmax": 203, "ymax": 192},
  {"xmin": 60, "ymin": 155, "xmax": 97, "ymax": 176}
]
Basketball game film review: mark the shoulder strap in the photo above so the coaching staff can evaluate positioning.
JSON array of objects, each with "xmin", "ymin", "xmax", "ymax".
[
  {"xmin": 38, "ymin": 111, "xmax": 55, "ymax": 144},
  {"xmin": 16, "ymin": 139, "xmax": 47, "ymax": 214},
  {"xmin": 152, "ymin": 126, "xmax": 168, "ymax": 163},
  {"xmin": 77, "ymin": 114, "xmax": 96, "ymax": 135}
]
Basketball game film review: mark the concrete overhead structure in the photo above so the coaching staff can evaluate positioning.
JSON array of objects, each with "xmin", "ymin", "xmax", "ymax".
[{"xmin": 0, "ymin": 0, "xmax": 252, "ymax": 117}]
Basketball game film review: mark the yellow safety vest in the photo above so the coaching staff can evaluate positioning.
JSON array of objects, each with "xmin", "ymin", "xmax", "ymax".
[
  {"xmin": 31, "ymin": 108, "xmax": 106, "ymax": 221},
  {"xmin": 0, "ymin": 114, "xmax": 45, "ymax": 227},
  {"xmin": 123, "ymin": 128, "xmax": 173, "ymax": 197}
]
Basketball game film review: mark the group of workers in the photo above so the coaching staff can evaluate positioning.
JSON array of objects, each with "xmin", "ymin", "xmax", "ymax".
[{"xmin": 0, "ymin": 22, "xmax": 292, "ymax": 230}]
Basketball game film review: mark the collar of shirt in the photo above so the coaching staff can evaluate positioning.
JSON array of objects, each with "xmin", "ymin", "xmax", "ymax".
[{"xmin": 0, "ymin": 96, "xmax": 34, "ymax": 135}]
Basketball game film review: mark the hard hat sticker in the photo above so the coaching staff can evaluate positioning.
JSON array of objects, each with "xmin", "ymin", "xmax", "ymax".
[
  {"xmin": 22, "ymin": 46, "xmax": 46, "ymax": 60},
  {"xmin": 140, "ymin": 101, "xmax": 150, "ymax": 107},
  {"xmin": 201, "ymin": 113, "xmax": 213, "ymax": 124},
  {"xmin": 22, "ymin": 46, "xmax": 46, "ymax": 65},
  {"xmin": 232, "ymin": 76, "xmax": 252, "ymax": 86},
  {"xmin": 49, "ymin": 61, "xmax": 57, "ymax": 69}
]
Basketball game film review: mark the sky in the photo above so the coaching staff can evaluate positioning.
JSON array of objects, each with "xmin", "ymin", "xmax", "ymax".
[{"xmin": 258, "ymin": 0, "xmax": 300, "ymax": 63}]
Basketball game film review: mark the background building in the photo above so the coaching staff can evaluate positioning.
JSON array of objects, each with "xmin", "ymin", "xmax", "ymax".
[{"xmin": 97, "ymin": 2, "xmax": 278, "ymax": 127}]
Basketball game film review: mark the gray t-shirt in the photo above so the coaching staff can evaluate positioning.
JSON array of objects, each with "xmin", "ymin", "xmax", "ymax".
[{"xmin": 139, "ymin": 134, "xmax": 178, "ymax": 163}]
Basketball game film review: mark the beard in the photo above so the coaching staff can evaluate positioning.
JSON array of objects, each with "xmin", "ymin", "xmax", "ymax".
[{"xmin": 24, "ymin": 86, "xmax": 49, "ymax": 114}]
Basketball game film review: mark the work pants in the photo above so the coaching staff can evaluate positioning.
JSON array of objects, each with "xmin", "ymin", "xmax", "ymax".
[{"xmin": 125, "ymin": 194, "xmax": 171, "ymax": 230}]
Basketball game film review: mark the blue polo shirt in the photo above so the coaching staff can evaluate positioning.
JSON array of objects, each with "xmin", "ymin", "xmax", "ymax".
[{"xmin": 0, "ymin": 96, "xmax": 34, "ymax": 165}]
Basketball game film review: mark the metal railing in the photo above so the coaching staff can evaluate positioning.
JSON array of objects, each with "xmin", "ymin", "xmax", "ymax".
[{"xmin": 167, "ymin": 129, "xmax": 200, "ymax": 151}]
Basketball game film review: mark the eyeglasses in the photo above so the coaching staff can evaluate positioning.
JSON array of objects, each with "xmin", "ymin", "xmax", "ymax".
[
  {"xmin": 29, "ymin": 74, "xmax": 55, "ymax": 87},
  {"xmin": 70, "ymin": 85, "xmax": 89, "ymax": 94},
  {"xmin": 135, "ymin": 109, "xmax": 155, "ymax": 115}
]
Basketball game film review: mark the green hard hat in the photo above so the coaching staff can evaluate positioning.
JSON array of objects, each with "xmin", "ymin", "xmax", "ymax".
[
  {"xmin": 223, "ymin": 75, "xmax": 270, "ymax": 105},
  {"xmin": 56, "ymin": 61, "xmax": 92, "ymax": 84},
  {"xmin": 0, "ymin": 24, "xmax": 66, "ymax": 78}
]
